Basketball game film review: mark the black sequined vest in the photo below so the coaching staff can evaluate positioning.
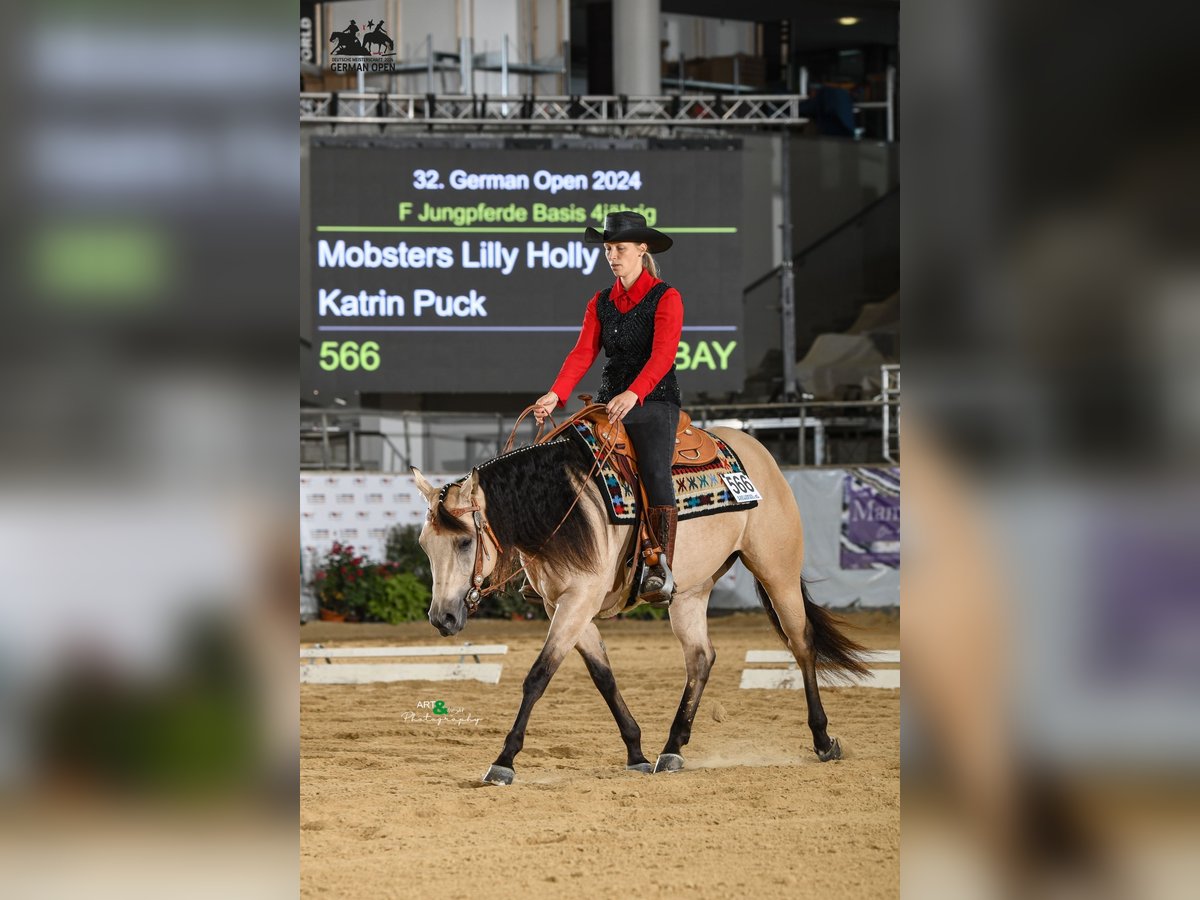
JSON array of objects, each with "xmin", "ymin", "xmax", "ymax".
[{"xmin": 595, "ymin": 282, "xmax": 682, "ymax": 406}]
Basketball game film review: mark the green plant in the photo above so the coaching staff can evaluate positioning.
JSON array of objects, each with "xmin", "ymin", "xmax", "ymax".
[{"xmin": 364, "ymin": 572, "xmax": 431, "ymax": 624}]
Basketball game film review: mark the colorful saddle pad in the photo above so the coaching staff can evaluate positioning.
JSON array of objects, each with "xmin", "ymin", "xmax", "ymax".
[{"xmin": 565, "ymin": 422, "xmax": 760, "ymax": 525}]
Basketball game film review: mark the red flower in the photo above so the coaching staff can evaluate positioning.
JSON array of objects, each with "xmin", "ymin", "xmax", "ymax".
[
  {"xmin": 352, "ymin": 556, "xmax": 362, "ymax": 565},
  {"xmin": 347, "ymin": 572, "xmax": 357, "ymax": 584},
  {"xmin": 331, "ymin": 542, "xmax": 342, "ymax": 552},
  {"xmin": 315, "ymin": 571, "xmax": 326, "ymax": 580},
  {"xmin": 339, "ymin": 566, "xmax": 347, "ymax": 576}
]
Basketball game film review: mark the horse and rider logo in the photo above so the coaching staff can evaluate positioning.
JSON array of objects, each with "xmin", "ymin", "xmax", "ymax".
[{"xmin": 329, "ymin": 18, "xmax": 394, "ymax": 57}]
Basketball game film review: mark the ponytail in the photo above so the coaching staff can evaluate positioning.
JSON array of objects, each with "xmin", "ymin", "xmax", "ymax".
[{"xmin": 642, "ymin": 251, "xmax": 659, "ymax": 278}]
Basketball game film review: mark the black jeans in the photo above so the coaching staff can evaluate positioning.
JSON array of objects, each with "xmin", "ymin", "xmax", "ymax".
[{"xmin": 621, "ymin": 400, "xmax": 680, "ymax": 507}]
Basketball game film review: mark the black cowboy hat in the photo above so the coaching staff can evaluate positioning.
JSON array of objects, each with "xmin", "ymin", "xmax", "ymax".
[{"xmin": 583, "ymin": 211, "xmax": 673, "ymax": 253}]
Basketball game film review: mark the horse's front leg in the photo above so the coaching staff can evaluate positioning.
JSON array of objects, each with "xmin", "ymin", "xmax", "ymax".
[{"xmin": 482, "ymin": 594, "xmax": 599, "ymax": 785}]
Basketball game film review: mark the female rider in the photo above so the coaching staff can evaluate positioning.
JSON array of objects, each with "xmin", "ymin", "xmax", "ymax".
[{"xmin": 532, "ymin": 211, "xmax": 682, "ymax": 604}]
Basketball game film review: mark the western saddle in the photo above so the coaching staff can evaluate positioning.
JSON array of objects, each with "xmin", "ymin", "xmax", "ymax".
[{"xmin": 531, "ymin": 394, "xmax": 719, "ymax": 586}]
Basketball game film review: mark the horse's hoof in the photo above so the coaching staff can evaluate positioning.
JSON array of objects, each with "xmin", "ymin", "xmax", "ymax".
[
  {"xmin": 482, "ymin": 764, "xmax": 515, "ymax": 785},
  {"xmin": 816, "ymin": 738, "xmax": 842, "ymax": 762},
  {"xmin": 626, "ymin": 762, "xmax": 653, "ymax": 774},
  {"xmin": 653, "ymin": 753, "xmax": 685, "ymax": 773}
]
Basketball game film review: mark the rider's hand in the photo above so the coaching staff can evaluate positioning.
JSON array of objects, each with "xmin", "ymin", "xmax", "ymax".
[
  {"xmin": 532, "ymin": 391, "xmax": 559, "ymax": 424},
  {"xmin": 606, "ymin": 390, "xmax": 639, "ymax": 424}
]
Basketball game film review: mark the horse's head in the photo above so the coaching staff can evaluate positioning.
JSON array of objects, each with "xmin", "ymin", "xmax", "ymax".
[{"xmin": 411, "ymin": 466, "xmax": 501, "ymax": 637}]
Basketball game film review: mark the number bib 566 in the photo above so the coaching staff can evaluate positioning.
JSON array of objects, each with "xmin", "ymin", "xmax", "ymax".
[{"xmin": 721, "ymin": 471, "xmax": 762, "ymax": 502}]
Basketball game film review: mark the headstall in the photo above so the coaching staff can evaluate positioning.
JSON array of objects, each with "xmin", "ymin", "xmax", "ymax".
[{"xmin": 429, "ymin": 482, "xmax": 505, "ymax": 616}]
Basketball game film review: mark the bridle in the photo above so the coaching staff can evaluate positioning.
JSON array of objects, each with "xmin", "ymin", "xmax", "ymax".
[{"xmin": 428, "ymin": 484, "xmax": 506, "ymax": 617}]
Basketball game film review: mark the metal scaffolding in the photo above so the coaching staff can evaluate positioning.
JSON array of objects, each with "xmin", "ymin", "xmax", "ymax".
[{"xmin": 300, "ymin": 91, "xmax": 893, "ymax": 137}]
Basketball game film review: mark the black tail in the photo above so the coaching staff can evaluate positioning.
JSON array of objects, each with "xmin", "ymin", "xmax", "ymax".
[{"xmin": 753, "ymin": 576, "xmax": 871, "ymax": 683}]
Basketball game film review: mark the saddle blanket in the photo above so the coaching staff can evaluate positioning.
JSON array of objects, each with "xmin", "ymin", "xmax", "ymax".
[{"xmin": 566, "ymin": 422, "xmax": 761, "ymax": 525}]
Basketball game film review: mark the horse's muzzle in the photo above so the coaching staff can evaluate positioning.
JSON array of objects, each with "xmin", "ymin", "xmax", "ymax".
[{"xmin": 430, "ymin": 606, "xmax": 465, "ymax": 636}]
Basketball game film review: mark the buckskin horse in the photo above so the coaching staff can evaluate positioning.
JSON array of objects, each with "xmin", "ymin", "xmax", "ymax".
[{"xmin": 411, "ymin": 406, "xmax": 868, "ymax": 785}]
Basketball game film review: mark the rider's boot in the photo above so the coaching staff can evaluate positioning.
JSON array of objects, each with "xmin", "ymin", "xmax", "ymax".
[{"xmin": 638, "ymin": 505, "xmax": 678, "ymax": 606}]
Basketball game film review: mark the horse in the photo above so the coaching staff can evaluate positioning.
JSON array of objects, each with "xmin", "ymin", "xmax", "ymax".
[
  {"xmin": 329, "ymin": 31, "xmax": 366, "ymax": 57},
  {"xmin": 362, "ymin": 25, "xmax": 394, "ymax": 55},
  {"xmin": 410, "ymin": 421, "xmax": 869, "ymax": 785}
]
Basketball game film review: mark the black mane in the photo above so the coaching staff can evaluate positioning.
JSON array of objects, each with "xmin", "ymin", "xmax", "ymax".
[{"xmin": 453, "ymin": 437, "xmax": 603, "ymax": 577}]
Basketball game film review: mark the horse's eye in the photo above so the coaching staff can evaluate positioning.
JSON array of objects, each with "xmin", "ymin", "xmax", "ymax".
[{"xmin": 457, "ymin": 537, "xmax": 472, "ymax": 552}]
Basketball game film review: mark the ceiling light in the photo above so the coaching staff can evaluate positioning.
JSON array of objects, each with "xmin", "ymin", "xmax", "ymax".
[{"xmin": 838, "ymin": 17, "xmax": 860, "ymax": 26}]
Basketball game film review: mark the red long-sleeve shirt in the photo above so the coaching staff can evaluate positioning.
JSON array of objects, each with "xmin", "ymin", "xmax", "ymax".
[{"xmin": 549, "ymin": 267, "xmax": 683, "ymax": 408}]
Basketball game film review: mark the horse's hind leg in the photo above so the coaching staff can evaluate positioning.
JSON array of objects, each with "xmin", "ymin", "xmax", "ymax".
[
  {"xmin": 575, "ymin": 621, "xmax": 652, "ymax": 772},
  {"xmin": 655, "ymin": 582, "xmax": 717, "ymax": 773},
  {"xmin": 749, "ymin": 572, "xmax": 842, "ymax": 760},
  {"xmin": 795, "ymin": 619, "xmax": 840, "ymax": 761}
]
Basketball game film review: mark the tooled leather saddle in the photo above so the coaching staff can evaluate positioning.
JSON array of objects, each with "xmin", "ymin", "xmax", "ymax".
[{"xmin": 539, "ymin": 394, "xmax": 720, "ymax": 471}]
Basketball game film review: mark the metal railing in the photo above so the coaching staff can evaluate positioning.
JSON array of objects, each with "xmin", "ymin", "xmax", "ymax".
[
  {"xmin": 881, "ymin": 364, "xmax": 900, "ymax": 463},
  {"xmin": 300, "ymin": 388, "xmax": 899, "ymax": 472},
  {"xmin": 300, "ymin": 409, "xmax": 512, "ymax": 473},
  {"xmin": 692, "ymin": 395, "xmax": 897, "ymax": 467},
  {"xmin": 300, "ymin": 411, "xmax": 414, "ymax": 472}
]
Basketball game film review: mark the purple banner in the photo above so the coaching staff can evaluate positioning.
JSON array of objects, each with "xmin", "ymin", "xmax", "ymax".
[{"xmin": 840, "ymin": 468, "xmax": 900, "ymax": 569}]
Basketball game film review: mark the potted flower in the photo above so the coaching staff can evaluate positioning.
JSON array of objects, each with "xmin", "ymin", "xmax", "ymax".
[
  {"xmin": 310, "ymin": 542, "xmax": 435, "ymax": 624},
  {"xmin": 312, "ymin": 542, "xmax": 368, "ymax": 621}
]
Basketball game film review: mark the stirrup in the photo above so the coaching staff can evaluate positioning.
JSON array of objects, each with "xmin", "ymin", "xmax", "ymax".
[{"xmin": 638, "ymin": 562, "xmax": 675, "ymax": 607}]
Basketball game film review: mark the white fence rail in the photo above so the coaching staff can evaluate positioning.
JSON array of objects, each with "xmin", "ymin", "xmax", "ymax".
[
  {"xmin": 300, "ymin": 643, "xmax": 507, "ymax": 684},
  {"xmin": 740, "ymin": 647, "xmax": 900, "ymax": 690}
]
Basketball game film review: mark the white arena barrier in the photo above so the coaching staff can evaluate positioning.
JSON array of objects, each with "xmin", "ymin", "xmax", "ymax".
[
  {"xmin": 744, "ymin": 649, "xmax": 900, "ymax": 664},
  {"xmin": 739, "ymin": 649, "xmax": 900, "ymax": 690},
  {"xmin": 300, "ymin": 643, "xmax": 507, "ymax": 684}
]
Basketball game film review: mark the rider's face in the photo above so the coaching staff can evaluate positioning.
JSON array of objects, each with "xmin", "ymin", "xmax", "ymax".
[{"xmin": 605, "ymin": 242, "xmax": 645, "ymax": 279}]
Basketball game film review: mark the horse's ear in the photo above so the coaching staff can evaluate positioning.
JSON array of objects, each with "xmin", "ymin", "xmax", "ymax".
[
  {"xmin": 410, "ymin": 467, "xmax": 439, "ymax": 503},
  {"xmin": 461, "ymin": 467, "xmax": 480, "ymax": 502}
]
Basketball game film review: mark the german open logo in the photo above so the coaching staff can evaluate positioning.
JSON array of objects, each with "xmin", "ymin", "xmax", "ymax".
[{"xmin": 329, "ymin": 18, "xmax": 396, "ymax": 73}]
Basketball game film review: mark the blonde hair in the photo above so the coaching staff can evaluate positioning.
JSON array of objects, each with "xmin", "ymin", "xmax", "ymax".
[{"xmin": 642, "ymin": 250, "xmax": 659, "ymax": 278}]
